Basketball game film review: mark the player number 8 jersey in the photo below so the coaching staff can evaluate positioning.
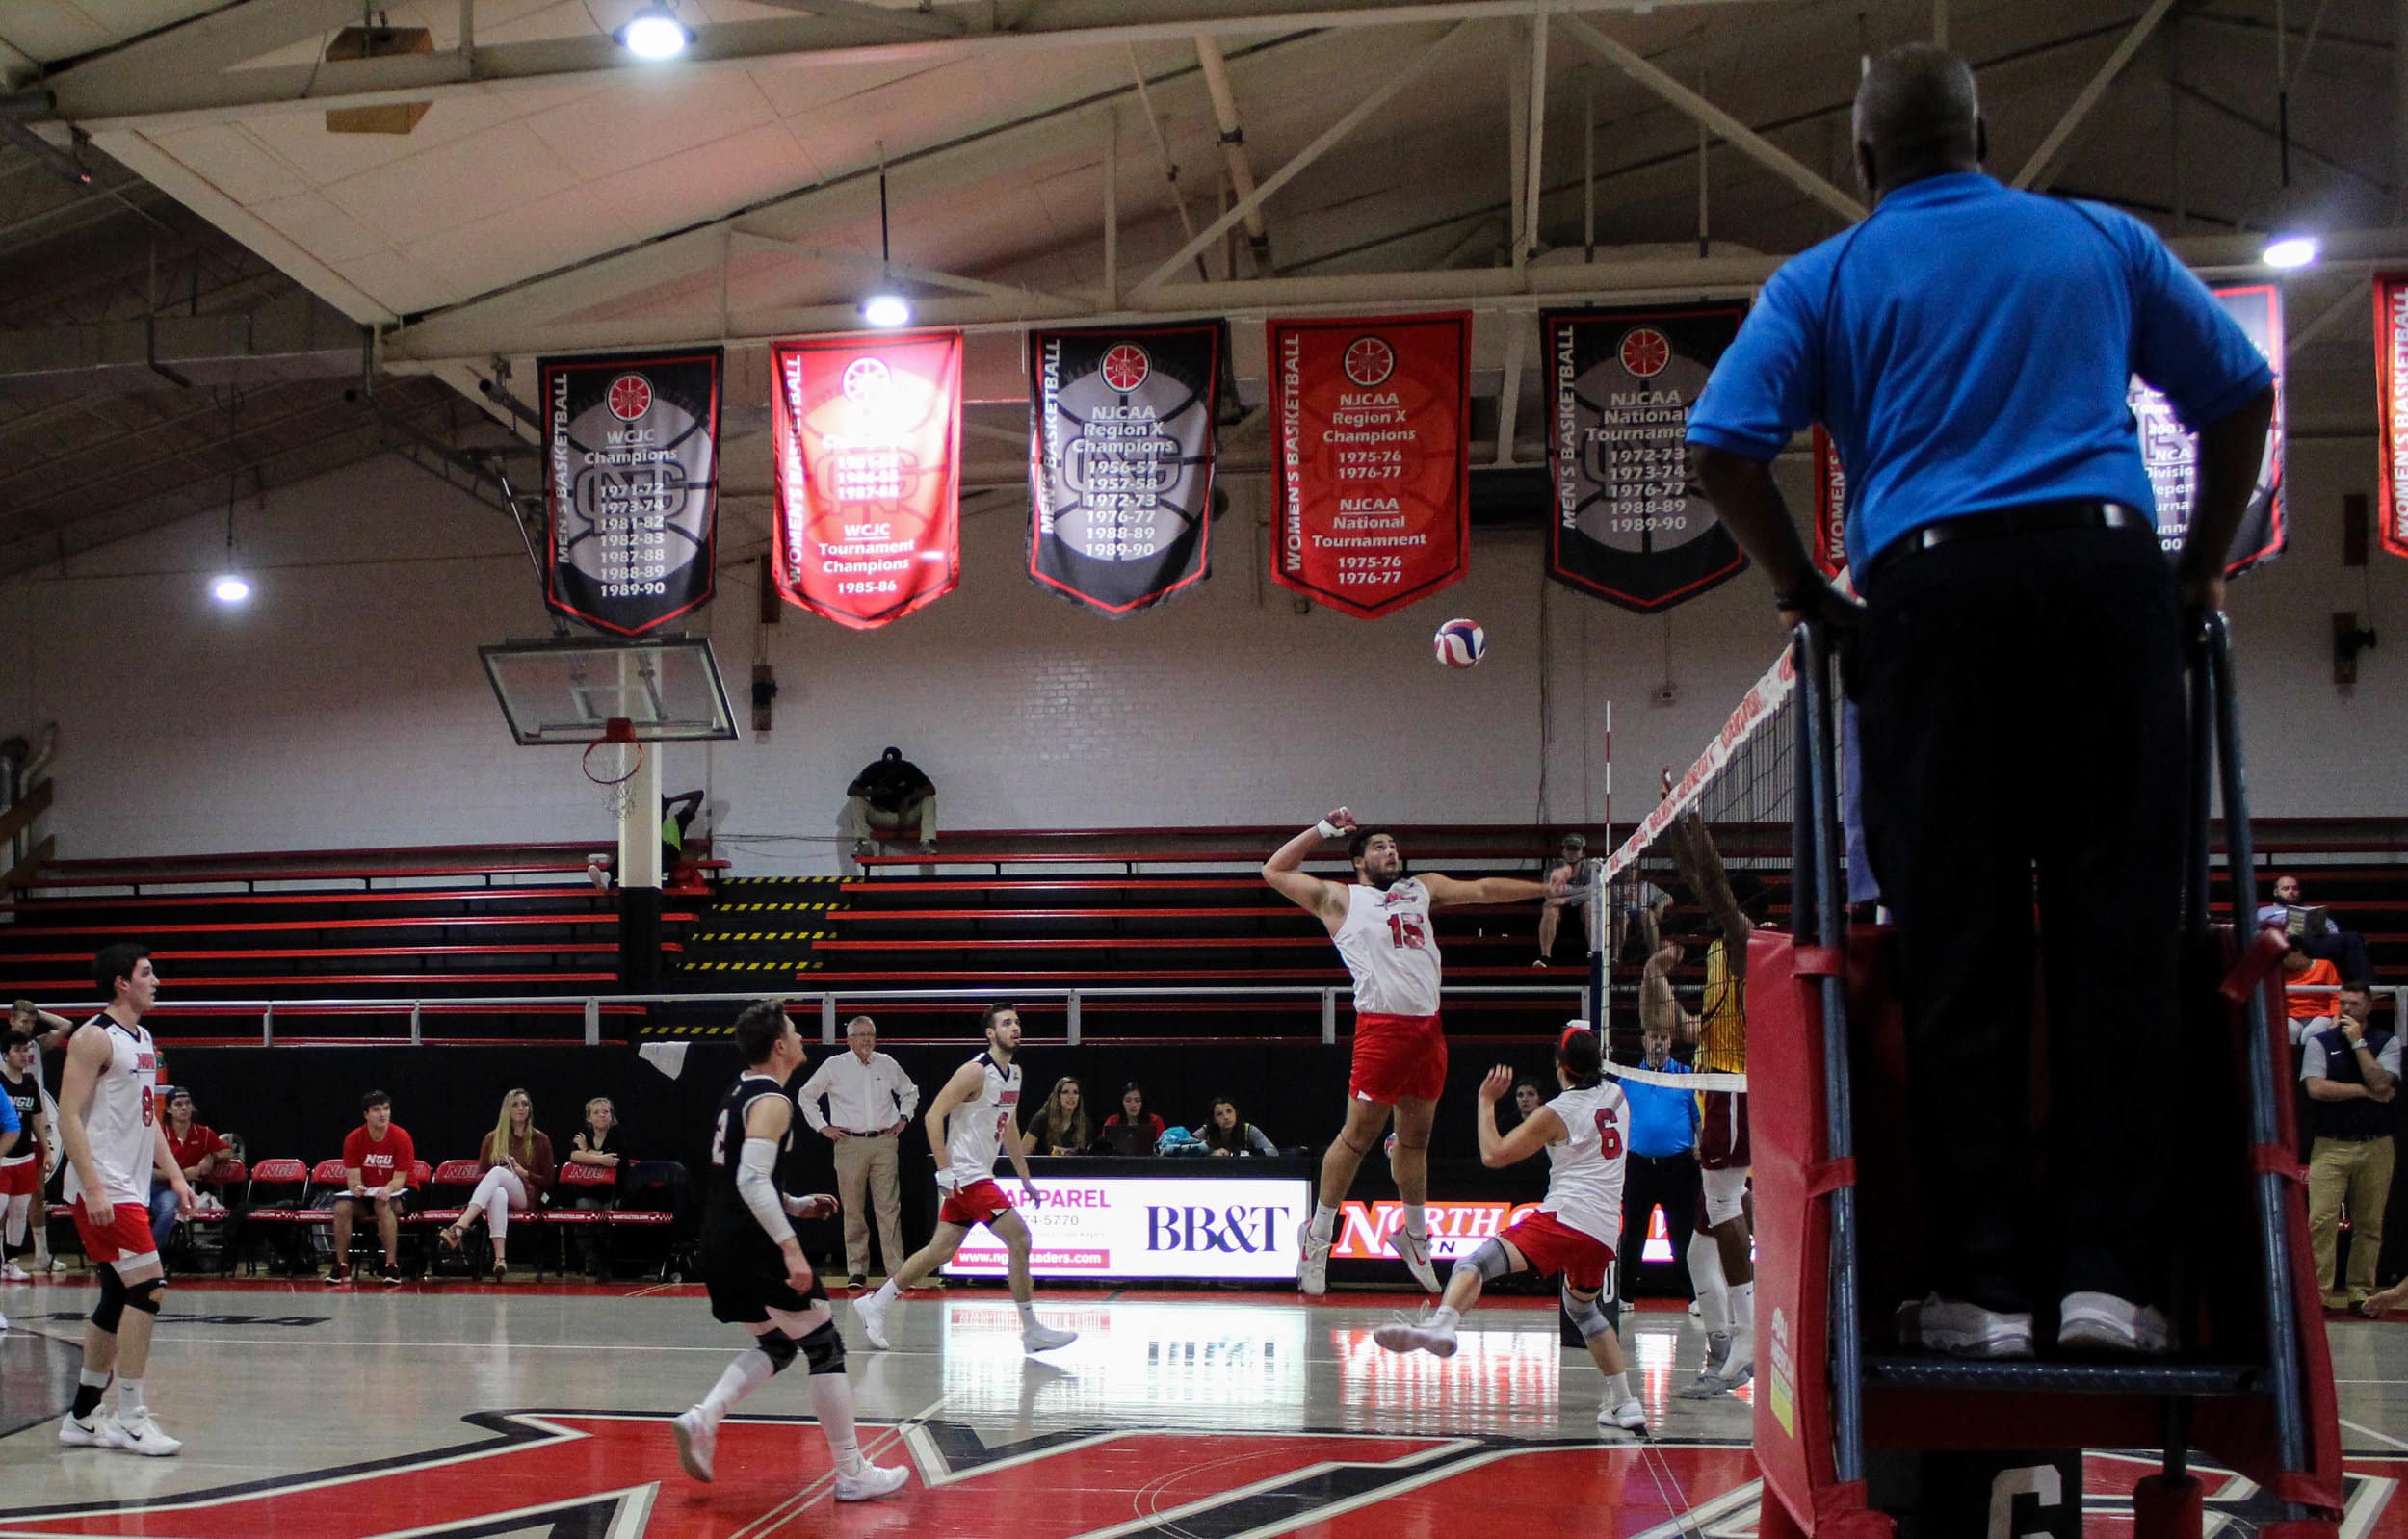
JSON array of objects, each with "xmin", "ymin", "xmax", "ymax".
[{"xmin": 944, "ymin": 1053, "xmax": 1021, "ymax": 1189}]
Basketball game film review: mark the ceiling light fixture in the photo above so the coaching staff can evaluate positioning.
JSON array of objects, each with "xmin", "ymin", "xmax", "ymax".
[
  {"xmin": 211, "ymin": 388, "xmax": 250, "ymax": 608},
  {"xmin": 615, "ymin": 3, "xmax": 694, "ymax": 60},
  {"xmin": 2263, "ymin": 234, "xmax": 2319, "ymax": 270},
  {"xmin": 859, "ymin": 145, "xmax": 912, "ymax": 327},
  {"xmin": 211, "ymin": 574, "xmax": 253, "ymax": 606}
]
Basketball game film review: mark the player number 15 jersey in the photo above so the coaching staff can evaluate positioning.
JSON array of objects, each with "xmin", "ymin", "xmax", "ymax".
[{"xmin": 1333, "ymin": 877, "xmax": 1442, "ymax": 1017}]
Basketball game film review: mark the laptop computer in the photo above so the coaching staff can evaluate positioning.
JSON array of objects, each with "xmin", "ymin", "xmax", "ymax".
[{"xmin": 1100, "ymin": 1124, "xmax": 1155, "ymax": 1157}]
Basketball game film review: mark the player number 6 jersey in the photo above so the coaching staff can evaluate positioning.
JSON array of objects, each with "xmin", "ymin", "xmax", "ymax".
[
  {"xmin": 1332, "ymin": 877, "xmax": 1442, "ymax": 1017},
  {"xmin": 944, "ymin": 1054, "xmax": 1021, "ymax": 1189},
  {"xmin": 1538, "ymin": 1080, "xmax": 1630, "ymax": 1246}
]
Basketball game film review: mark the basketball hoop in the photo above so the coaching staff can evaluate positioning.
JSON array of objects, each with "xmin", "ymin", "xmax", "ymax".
[{"xmin": 583, "ymin": 717, "xmax": 644, "ymax": 822}]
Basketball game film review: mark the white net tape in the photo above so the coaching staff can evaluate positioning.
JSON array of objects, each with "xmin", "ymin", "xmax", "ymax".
[{"xmin": 1605, "ymin": 1061, "xmax": 1750, "ymax": 1094}]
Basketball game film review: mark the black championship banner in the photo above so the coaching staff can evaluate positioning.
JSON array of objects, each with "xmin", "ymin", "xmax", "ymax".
[
  {"xmin": 2129, "ymin": 284, "xmax": 2287, "ymax": 576},
  {"xmin": 541, "ymin": 349, "xmax": 720, "ymax": 635},
  {"xmin": 1545, "ymin": 307, "xmax": 1747, "ymax": 611},
  {"xmin": 1027, "ymin": 322, "xmax": 1221, "ymax": 615}
]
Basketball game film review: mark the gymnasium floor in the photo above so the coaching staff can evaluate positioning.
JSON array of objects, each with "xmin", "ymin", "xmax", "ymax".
[{"xmin": 1, "ymin": 1276, "xmax": 2405, "ymax": 1536}]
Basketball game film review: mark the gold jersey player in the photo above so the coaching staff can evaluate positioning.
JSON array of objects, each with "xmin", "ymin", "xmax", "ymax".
[{"xmin": 1265, "ymin": 811, "xmax": 1568, "ymax": 1292}]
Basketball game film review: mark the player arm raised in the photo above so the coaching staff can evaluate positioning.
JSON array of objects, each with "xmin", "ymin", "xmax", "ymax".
[
  {"xmin": 923, "ymin": 1061, "xmax": 985, "ymax": 1189},
  {"xmin": 1262, "ymin": 810, "xmax": 1354, "ymax": 932},
  {"xmin": 1475, "ymin": 1066, "xmax": 1565, "ymax": 1168},
  {"xmin": 1641, "ymin": 942, "xmax": 1699, "ymax": 1044},
  {"xmin": 1422, "ymin": 865, "xmax": 1572, "ymax": 909},
  {"xmin": 735, "ymin": 1090, "xmax": 814, "ymax": 1290},
  {"xmin": 53, "ymin": 1022, "xmax": 111, "ymax": 1205}
]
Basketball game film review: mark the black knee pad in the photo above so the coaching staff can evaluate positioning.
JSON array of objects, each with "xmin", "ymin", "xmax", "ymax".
[
  {"xmin": 124, "ymin": 1277, "xmax": 164, "ymax": 1316},
  {"xmin": 755, "ymin": 1331, "xmax": 800, "ymax": 1374},
  {"xmin": 802, "ymin": 1321, "xmax": 847, "ymax": 1376},
  {"xmin": 91, "ymin": 1266, "xmax": 126, "ymax": 1333}
]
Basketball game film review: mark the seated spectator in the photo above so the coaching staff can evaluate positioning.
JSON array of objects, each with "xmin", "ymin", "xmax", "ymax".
[
  {"xmin": 588, "ymin": 790, "xmax": 708, "ymax": 891},
  {"xmin": 2260, "ymin": 874, "xmax": 2374, "ymax": 984},
  {"xmin": 1534, "ymin": 833, "xmax": 1590, "ymax": 966},
  {"xmin": 151, "ymin": 1086, "xmax": 228, "ymax": 1253},
  {"xmin": 439, "ymin": 1088, "xmax": 557, "ymax": 1284},
  {"xmin": 330, "ymin": 1090, "xmax": 416, "ymax": 1286},
  {"xmin": 1021, "ymin": 1077, "xmax": 1093, "ymax": 1157},
  {"xmin": 1198, "ymin": 1098, "xmax": 1277, "ymax": 1158},
  {"xmin": 565, "ymin": 1096, "xmax": 624, "ymax": 1279},
  {"xmin": 1101, "ymin": 1083, "xmax": 1167, "ymax": 1153},
  {"xmin": 2283, "ymin": 936, "xmax": 2343, "ymax": 1045},
  {"xmin": 845, "ymin": 746, "xmax": 937, "ymax": 864}
]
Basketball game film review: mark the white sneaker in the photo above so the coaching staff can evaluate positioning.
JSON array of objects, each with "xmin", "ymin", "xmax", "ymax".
[
  {"xmin": 1598, "ymin": 1397, "xmax": 1648, "ymax": 1436},
  {"xmin": 1372, "ymin": 1317, "xmax": 1458, "ymax": 1359},
  {"xmin": 2, "ymin": 1260, "xmax": 30, "ymax": 1281},
  {"xmin": 670, "ymin": 1406, "xmax": 717, "ymax": 1482},
  {"xmin": 1719, "ymin": 1327, "xmax": 1755, "ymax": 1389},
  {"xmin": 59, "ymin": 1411, "xmax": 113, "ymax": 1447},
  {"xmin": 1021, "ymin": 1321, "xmax": 1077, "ymax": 1354},
  {"xmin": 38, "ymin": 1255, "xmax": 66, "ymax": 1273},
  {"xmin": 1677, "ymin": 1332, "xmax": 1733, "ymax": 1398},
  {"xmin": 834, "ymin": 1460, "xmax": 910, "ymax": 1501},
  {"xmin": 855, "ymin": 1290, "xmax": 893, "ymax": 1350},
  {"xmin": 1894, "ymin": 1294, "xmax": 2034, "ymax": 1359},
  {"xmin": 2058, "ymin": 1291, "xmax": 2173, "ymax": 1356},
  {"xmin": 1297, "ymin": 1220, "xmax": 1330, "ymax": 1297},
  {"xmin": 1393, "ymin": 1227, "xmax": 1441, "ymax": 1293},
  {"xmin": 109, "ymin": 1408, "xmax": 182, "ymax": 1456}
]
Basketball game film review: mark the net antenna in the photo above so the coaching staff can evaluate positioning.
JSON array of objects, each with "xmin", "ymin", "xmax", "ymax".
[{"xmin": 583, "ymin": 717, "xmax": 645, "ymax": 822}]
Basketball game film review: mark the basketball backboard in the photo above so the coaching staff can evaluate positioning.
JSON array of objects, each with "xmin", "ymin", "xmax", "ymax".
[{"xmin": 480, "ymin": 636, "xmax": 739, "ymax": 745}]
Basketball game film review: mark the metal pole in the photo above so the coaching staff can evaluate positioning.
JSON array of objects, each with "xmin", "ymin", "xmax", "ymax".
[
  {"xmin": 1583, "ymin": 73, "xmax": 1595, "ymax": 261},
  {"xmin": 409, "ymin": 1000, "xmax": 422, "ymax": 1047},
  {"xmin": 1695, "ymin": 66, "xmax": 1710, "ymax": 258},
  {"xmin": 584, "ymin": 996, "xmax": 601, "ymax": 1047},
  {"xmin": 1067, "ymin": 990, "xmax": 1082, "ymax": 1046},
  {"xmin": 821, "ymin": 994, "xmax": 838, "ymax": 1045},
  {"xmin": 1322, "ymin": 989, "xmax": 1337, "ymax": 1045},
  {"xmin": 262, "ymin": 1003, "xmax": 273, "ymax": 1048},
  {"xmin": 1102, "ymin": 105, "xmax": 1120, "ymax": 306}
]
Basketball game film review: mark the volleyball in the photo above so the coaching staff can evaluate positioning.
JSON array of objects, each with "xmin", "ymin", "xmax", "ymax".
[{"xmin": 1433, "ymin": 618, "xmax": 1485, "ymax": 668}]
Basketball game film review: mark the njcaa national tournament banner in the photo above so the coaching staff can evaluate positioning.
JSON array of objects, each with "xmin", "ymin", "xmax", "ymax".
[
  {"xmin": 1811, "ymin": 426, "xmax": 1847, "ymax": 578},
  {"xmin": 2377, "ymin": 274, "xmax": 2408, "ymax": 561},
  {"xmin": 2128, "ymin": 284, "xmax": 2287, "ymax": 576},
  {"xmin": 1269, "ymin": 312, "xmax": 1471, "ymax": 617},
  {"xmin": 1027, "ymin": 322, "xmax": 1222, "ymax": 615},
  {"xmin": 770, "ymin": 331, "xmax": 962, "ymax": 629},
  {"xmin": 1545, "ymin": 306, "xmax": 1749, "ymax": 611},
  {"xmin": 540, "ymin": 349, "xmax": 720, "ymax": 635}
]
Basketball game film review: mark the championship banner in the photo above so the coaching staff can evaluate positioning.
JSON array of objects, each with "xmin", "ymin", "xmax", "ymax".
[
  {"xmin": 2377, "ymin": 274, "xmax": 2408, "ymax": 560},
  {"xmin": 1027, "ymin": 322, "xmax": 1221, "ymax": 615},
  {"xmin": 2129, "ymin": 284, "xmax": 2287, "ymax": 576},
  {"xmin": 539, "ymin": 349, "xmax": 720, "ymax": 636},
  {"xmin": 1811, "ymin": 426, "xmax": 1847, "ymax": 578},
  {"xmin": 770, "ymin": 331, "xmax": 962, "ymax": 629},
  {"xmin": 1545, "ymin": 306, "xmax": 1749, "ymax": 611},
  {"xmin": 1269, "ymin": 312, "xmax": 1470, "ymax": 617}
]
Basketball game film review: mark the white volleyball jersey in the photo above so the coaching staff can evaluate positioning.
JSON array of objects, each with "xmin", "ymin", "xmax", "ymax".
[
  {"xmin": 1331, "ymin": 877, "xmax": 1442, "ymax": 1018},
  {"xmin": 63, "ymin": 1015, "xmax": 158, "ymax": 1209},
  {"xmin": 943, "ymin": 1053, "xmax": 1022, "ymax": 1188},
  {"xmin": 1537, "ymin": 1081, "xmax": 1631, "ymax": 1245}
]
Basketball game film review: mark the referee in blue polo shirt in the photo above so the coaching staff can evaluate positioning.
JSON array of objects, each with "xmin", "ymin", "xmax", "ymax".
[
  {"xmin": 1687, "ymin": 45, "xmax": 2273, "ymax": 1362},
  {"xmin": 1617, "ymin": 1018, "xmax": 1700, "ymax": 1295}
]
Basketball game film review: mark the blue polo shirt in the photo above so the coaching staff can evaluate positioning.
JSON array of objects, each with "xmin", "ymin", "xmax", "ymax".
[
  {"xmin": 1619, "ymin": 1058, "xmax": 1697, "ymax": 1158},
  {"xmin": 1687, "ymin": 172, "xmax": 2272, "ymax": 570}
]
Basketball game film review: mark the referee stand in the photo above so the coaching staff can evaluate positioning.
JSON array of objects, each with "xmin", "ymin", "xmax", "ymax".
[{"xmin": 1750, "ymin": 613, "xmax": 2344, "ymax": 1538}]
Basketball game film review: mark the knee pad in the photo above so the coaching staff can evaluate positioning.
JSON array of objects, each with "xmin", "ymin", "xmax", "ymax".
[
  {"xmin": 123, "ymin": 1276, "xmax": 164, "ymax": 1316},
  {"xmin": 1562, "ymin": 1284, "xmax": 1613, "ymax": 1343},
  {"xmin": 1462, "ymin": 1238, "xmax": 1515, "ymax": 1285},
  {"xmin": 801, "ymin": 1321, "xmax": 847, "ymax": 1376},
  {"xmin": 755, "ymin": 1330, "xmax": 801, "ymax": 1374},
  {"xmin": 91, "ymin": 1265, "xmax": 126, "ymax": 1333}
]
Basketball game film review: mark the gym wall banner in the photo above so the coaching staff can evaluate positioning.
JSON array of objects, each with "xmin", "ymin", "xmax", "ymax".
[
  {"xmin": 938, "ymin": 1174, "xmax": 1309, "ymax": 1281},
  {"xmin": 1027, "ymin": 322, "xmax": 1222, "ymax": 615},
  {"xmin": 1268, "ymin": 312, "xmax": 1471, "ymax": 617},
  {"xmin": 2129, "ymin": 283, "xmax": 2287, "ymax": 576},
  {"xmin": 1544, "ymin": 305, "xmax": 1749, "ymax": 612},
  {"xmin": 770, "ymin": 331, "xmax": 962, "ymax": 629},
  {"xmin": 1811, "ymin": 426, "xmax": 1848, "ymax": 579},
  {"xmin": 2377, "ymin": 273, "xmax": 2408, "ymax": 561},
  {"xmin": 539, "ymin": 348, "xmax": 720, "ymax": 636}
]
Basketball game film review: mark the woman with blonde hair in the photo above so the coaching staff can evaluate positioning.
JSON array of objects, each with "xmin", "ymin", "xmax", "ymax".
[
  {"xmin": 440, "ymin": 1088, "xmax": 556, "ymax": 1281},
  {"xmin": 1021, "ymin": 1077, "xmax": 1093, "ymax": 1157}
]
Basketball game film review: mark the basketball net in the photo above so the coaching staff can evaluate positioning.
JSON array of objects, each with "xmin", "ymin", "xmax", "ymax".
[{"xmin": 583, "ymin": 717, "xmax": 645, "ymax": 823}]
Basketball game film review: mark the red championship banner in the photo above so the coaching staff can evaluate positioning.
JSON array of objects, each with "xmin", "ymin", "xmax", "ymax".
[
  {"xmin": 2379, "ymin": 273, "xmax": 2408, "ymax": 560},
  {"xmin": 1269, "ymin": 312, "xmax": 1470, "ymax": 617},
  {"xmin": 1810, "ymin": 426, "xmax": 1848, "ymax": 578},
  {"xmin": 770, "ymin": 331, "xmax": 962, "ymax": 629}
]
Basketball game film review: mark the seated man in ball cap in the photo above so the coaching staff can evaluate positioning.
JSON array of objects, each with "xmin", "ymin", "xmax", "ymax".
[{"xmin": 844, "ymin": 747, "xmax": 936, "ymax": 865}]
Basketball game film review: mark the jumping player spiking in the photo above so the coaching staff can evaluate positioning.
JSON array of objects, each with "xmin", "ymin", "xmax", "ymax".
[{"xmin": 1264, "ymin": 811, "xmax": 1568, "ymax": 1294}]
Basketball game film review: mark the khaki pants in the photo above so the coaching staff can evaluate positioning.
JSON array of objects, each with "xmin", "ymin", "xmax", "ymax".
[
  {"xmin": 845, "ymin": 795, "xmax": 936, "ymax": 847},
  {"xmin": 2308, "ymin": 1135, "xmax": 2395, "ymax": 1305},
  {"xmin": 832, "ymin": 1133, "xmax": 905, "ymax": 1280}
]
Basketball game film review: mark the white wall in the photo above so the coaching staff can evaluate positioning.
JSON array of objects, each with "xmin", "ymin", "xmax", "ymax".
[{"xmin": 2, "ymin": 430, "xmax": 2401, "ymax": 874}]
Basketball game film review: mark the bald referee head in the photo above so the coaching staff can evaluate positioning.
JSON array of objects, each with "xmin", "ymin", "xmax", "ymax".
[{"xmin": 1851, "ymin": 42, "xmax": 1984, "ymax": 200}]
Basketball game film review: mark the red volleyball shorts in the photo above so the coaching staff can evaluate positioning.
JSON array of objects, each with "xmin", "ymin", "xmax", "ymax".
[
  {"xmin": 938, "ymin": 1178, "xmax": 1013, "ymax": 1229},
  {"xmin": 69, "ymin": 1197, "xmax": 157, "ymax": 1267},
  {"xmin": 1350, "ymin": 1012, "xmax": 1447, "ymax": 1104},
  {"xmin": 1504, "ymin": 1209, "xmax": 1614, "ymax": 1292},
  {"xmin": 0, "ymin": 1159, "xmax": 39, "ymax": 1198}
]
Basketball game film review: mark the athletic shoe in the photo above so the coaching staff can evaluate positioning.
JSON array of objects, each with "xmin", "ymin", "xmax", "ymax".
[
  {"xmin": 59, "ymin": 1411, "xmax": 114, "ymax": 1448},
  {"xmin": 108, "ymin": 1408, "xmax": 182, "ymax": 1456},
  {"xmin": 1677, "ymin": 1332, "xmax": 1734, "ymax": 1398},
  {"xmin": 848, "ymin": 1274, "xmax": 868, "ymax": 1290},
  {"xmin": 380, "ymin": 1263, "xmax": 403, "ymax": 1287},
  {"xmin": 670, "ymin": 1407, "xmax": 717, "ymax": 1482},
  {"xmin": 2057, "ymin": 1291, "xmax": 2173, "ymax": 1356},
  {"xmin": 1597, "ymin": 1397, "xmax": 1649, "ymax": 1436},
  {"xmin": 2, "ymin": 1260, "xmax": 31, "ymax": 1281},
  {"xmin": 1718, "ymin": 1328, "xmax": 1756, "ymax": 1390},
  {"xmin": 1393, "ymin": 1227, "xmax": 1441, "ymax": 1293},
  {"xmin": 1022, "ymin": 1321, "xmax": 1078, "ymax": 1354},
  {"xmin": 1894, "ymin": 1294, "xmax": 2033, "ymax": 1359},
  {"xmin": 1372, "ymin": 1317, "xmax": 1459, "ymax": 1359},
  {"xmin": 855, "ymin": 1289, "xmax": 893, "ymax": 1350},
  {"xmin": 1297, "ymin": 1220, "xmax": 1331, "ymax": 1296},
  {"xmin": 325, "ymin": 1263, "xmax": 353, "ymax": 1286},
  {"xmin": 834, "ymin": 1460, "xmax": 911, "ymax": 1501},
  {"xmin": 38, "ymin": 1255, "xmax": 66, "ymax": 1273}
]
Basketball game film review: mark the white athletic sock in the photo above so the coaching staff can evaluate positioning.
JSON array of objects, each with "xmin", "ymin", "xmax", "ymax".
[
  {"xmin": 873, "ymin": 1279, "xmax": 901, "ymax": 1305},
  {"xmin": 810, "ymin": 1371, "xmax": 865, "ymax": 1475},
  {"xmin": 1426, "ymin": 1304, "xmax": 1460, "ymax": 1331},
  {"xmin": 698, "ymin": 1346, "xmax": 775, "ymax": 1421},
  {"xmin": 3, "ymin": 1193, "xmax": 27, "ymax": 1246},
  {"xmin": 1730, "ymin": 1279, "xmax": 1756, "ymax": 1336},
  {"xmin": 1603, "ymin": 1370, "xmax": 1633, "ymax": 1405},
  {"xmin": 1015, "ymin": 1298, "xmax": 1036, "ymax": 1327},
  {"xmin": 1310, "ymin": 1203, "xmax": 1338, "ymax": 1242},
  {"xmin": 117, "ymin": 1377, "xmax": 144, "ymax": 1416},
  {"xmin": 32, "ymin": 1213, "xmax": 51, "ymax": 1262},
  {"xmin": 1688, "ymin": 1231, "xmax": 1730, "ymax": 1336},
  {"xmin": 1402, "ymin": 1204, "xmax": 1427, "ymax": 1240}
]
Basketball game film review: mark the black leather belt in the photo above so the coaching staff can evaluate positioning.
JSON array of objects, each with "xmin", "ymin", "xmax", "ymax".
[
  {"xmin": 840, "ymin": 1129, "xmax": 891, "ymax": 1137},
  {"xmin": 1861, "ymin": 500, "xmax": 2149, "ymax": 589}
]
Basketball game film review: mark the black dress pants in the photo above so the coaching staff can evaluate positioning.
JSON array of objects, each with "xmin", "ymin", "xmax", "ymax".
[{"xmin": 1851, "ymin": 522, "xmax": 2186, "ymax": 1315}]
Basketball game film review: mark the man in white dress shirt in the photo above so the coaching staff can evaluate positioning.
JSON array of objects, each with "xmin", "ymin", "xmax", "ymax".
[{"xmin": 796, "ymin": 1016, "xmax": 920, "ymax": 1289}]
